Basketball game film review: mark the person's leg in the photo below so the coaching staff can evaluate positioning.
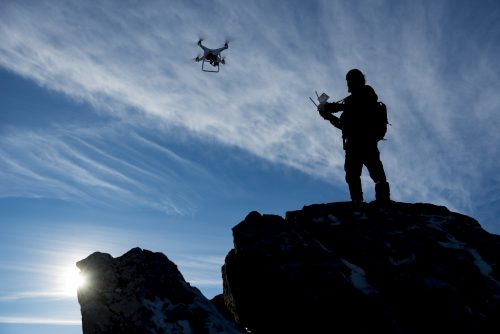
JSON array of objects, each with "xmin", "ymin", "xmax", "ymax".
[
  {"xmin": 375, "ymin": 181, "xmax": 390, "ymax": 202},
  {"xmin": 345, "ymin": 149, "xmax": 364, "ymax": 202},
  {"xmin": 364, "ymin": 145, "xmax": 390, "ymax": 202}
]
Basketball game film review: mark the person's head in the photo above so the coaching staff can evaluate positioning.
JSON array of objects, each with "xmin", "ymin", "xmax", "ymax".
[{"xmin": 346, "ymin": 69, "xmax": 365, "ymax": 93}]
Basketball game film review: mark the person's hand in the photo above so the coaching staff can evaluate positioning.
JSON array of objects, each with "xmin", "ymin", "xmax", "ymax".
[
  {"xmin": 319, "ymin": 109, "xmax": 330, "ymax": 120},
  {"xmin": 317, "ymin": 103, "xmax": 325, "ymax": 112}
]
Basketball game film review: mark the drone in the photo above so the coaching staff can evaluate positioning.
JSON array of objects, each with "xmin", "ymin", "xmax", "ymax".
[{"xmin": 194, "ymin": 39, "xmax": 229, "ymax": 73}]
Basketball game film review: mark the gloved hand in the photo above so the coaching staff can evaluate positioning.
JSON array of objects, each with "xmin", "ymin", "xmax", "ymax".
[{"xmin": 317, "ymin": 103, "xmax": 326, "ymax": 112}]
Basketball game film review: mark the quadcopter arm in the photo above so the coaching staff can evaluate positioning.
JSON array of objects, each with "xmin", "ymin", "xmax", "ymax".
[
  {"xmin": 212, "ymin": 45, "xmax": 228, "ymax": 54},
  {"xmin": 197, "ymin": 39, "xmax": 208, "ymax": 50}
]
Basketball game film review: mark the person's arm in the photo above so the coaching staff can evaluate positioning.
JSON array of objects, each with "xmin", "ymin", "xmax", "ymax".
[
  {"xmin": 320, "ymin": 102, "xmax": 344, "ymax": 113},
  {"xmin": 318, "ymin": 109, "xmax": 342, "ymax": 129}
]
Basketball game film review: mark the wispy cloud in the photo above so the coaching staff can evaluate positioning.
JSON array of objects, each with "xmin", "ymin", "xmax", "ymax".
[
  {"xmin": 0, "ymin": 0, "xmax": 343, "ymax": 173},
  {"xmin": 176, "ymin": 254, "xmax": 226, "ymax": 288},
  {"xmin": 1, "ymin": 0, "xmax": 499, "ymax": 229},
  {"xmin": 0, "ymin": 290, "xmax": 72, "ymax": 302},
  {"xmin": 0, "ymin": 316, "xmax": 80, "ymax": 325},
  {"xmin": 0, "ymin": 124, "xmax": 213, "ymax": 215}
]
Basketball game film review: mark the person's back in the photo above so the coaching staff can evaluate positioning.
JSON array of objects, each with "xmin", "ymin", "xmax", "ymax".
[{"xmin": 340, "ymin": 83, "xmax": 379, "ymax": 147}]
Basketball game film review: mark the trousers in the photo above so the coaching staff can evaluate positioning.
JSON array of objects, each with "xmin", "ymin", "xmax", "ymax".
[{"xmin": 344, "ymin": 141, "xmax": 389, "ymax": 202}]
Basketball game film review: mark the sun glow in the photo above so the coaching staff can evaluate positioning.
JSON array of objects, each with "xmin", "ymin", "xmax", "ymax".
[{"xmin": 62, "ymin": 266, "xmax": 86, "ymax": 296}]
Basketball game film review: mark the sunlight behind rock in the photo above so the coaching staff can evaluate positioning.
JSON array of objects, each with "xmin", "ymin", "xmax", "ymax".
[{"xmin": 62, "ymin": 266, "xmax": 86, "ymax": 296}]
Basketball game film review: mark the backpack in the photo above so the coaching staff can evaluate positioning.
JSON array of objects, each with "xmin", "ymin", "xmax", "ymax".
[{"xmin": 373, "ymin": 101, "xmax": 388, "ymax": 141}]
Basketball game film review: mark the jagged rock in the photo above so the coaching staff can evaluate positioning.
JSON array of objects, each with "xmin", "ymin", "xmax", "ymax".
[
  {"xmin": 76, "ymin": 247, "xmax": 243, "ymax": 334},
  {"xmin": 222, "ymin": 202, "xmax": 500, "ymax": 334},
  {"xmin": 76, "ymin": 202, "xmax": 500, "ymax": 334}
]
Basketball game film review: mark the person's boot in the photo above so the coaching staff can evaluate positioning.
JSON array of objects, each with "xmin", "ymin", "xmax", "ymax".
[
  {"xmin": 375, "ymin": 181, "xmax": 390, "ymax": 203},
  {"xmin": 348, "ymin": 181, "xmax": 364, "ymax": 203}
]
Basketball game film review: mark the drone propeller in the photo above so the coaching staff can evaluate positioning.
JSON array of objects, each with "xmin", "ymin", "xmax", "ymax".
[
  {"xmin": 197, "ymin": 34, "xmax": 207, "ymax": 43},
  {"xmin": 194, "ymin": 36, "xmax": 204, "ymax": 48}
]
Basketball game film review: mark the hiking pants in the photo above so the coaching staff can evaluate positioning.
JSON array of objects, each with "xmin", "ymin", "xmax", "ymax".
[{"xmin": 344, "ymin": 142, "xmax": 388, "ymax": 202}]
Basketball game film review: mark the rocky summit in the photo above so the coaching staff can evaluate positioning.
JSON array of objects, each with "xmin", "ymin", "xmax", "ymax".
[
  {"xmin": 76, "ymin": 248, "xmax": 242, "ymax": 334},
  {"xmin": 77, "ymin": 202, "xmax": 500, "ymax": 334},
  {"xmin": 222, "ymin": 202, "xmax": 500, "ymax": 334}
]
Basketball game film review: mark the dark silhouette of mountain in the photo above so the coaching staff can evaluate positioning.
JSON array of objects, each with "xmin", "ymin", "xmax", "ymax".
[
  {"xmin": 76, "ymin": 248, "xmax": 243, "ymax": 334},
  {"xmin": 77, "ymin": 202, "xmax": 500, "ymax": 334}
]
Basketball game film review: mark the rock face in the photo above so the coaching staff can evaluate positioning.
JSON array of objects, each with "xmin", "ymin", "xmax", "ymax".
[
  {"xmin": 77, "ymin": 202, "xmax": 500, "ymax": 334},
  {"xmin": 76, "ymin": 248, "xmax": 242, "ymax": 334},
  {"xmin": 222, "ymin": 202, "xmax": 500, "ymax": 334}
]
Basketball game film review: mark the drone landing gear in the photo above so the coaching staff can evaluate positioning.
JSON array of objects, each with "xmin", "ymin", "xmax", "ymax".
[{"xmin": 202, "ymin": 60, "xmax": 219, "ymax": 73}]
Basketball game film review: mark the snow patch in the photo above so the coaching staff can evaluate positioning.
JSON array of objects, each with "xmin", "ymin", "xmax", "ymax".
[
  {"xmin": 341, "ymin": 259, "xmax": 377, "ymax": 294},
  {"xmin": 328, "ymin": 214, "xmax": 342, "ymax": 225},
  {"xmin": 163, "ymin": 320, "xmax": 193, "ymax": 334},
  {"xmin": 438, "ymin": 238, "xmax": 464, "ymax": 249},
  {"xmin": 421, "ymin": 214, "xmax": 453, "ymax": 229},
  {"xmin": 438, "ymin": 237, "xmax": 499, "ymax": 285},
  {"xmin": 469, "ymin": 249, "xmax": 493, "ymax": 278},
  {"xmin": 143, "ymin": 297, "xmax": 169, "ymax": 332},
  {"xmin": 353, "ymin": 211, "xmax": 368, "ymax": 220},
  {"xmin": 389, "ymin": 254, "xmax": 415, "ymax": 266},
  {"xmin": 312, "ymin": 217, "xmax": 326, "ymax": 223}
]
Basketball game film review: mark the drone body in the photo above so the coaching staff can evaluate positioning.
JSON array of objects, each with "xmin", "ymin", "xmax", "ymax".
[{"xmin": 195, "ymin": 39, "xmax": 228, "ymax": 73}]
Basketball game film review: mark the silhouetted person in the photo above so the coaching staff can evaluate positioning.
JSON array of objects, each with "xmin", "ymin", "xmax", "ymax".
[{"xmin": 318, "ymin": 69, "xmax": 390, "ymax": 203}]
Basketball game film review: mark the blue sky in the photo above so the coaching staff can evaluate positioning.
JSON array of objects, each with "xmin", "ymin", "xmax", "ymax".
[{"xmin": 1, "ymin": 0, "xmax": 499, "ymax": 333}]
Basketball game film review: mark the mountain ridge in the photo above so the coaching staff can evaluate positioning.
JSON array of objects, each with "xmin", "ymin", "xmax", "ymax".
[{"xmin": 77, "ymin": 201, "xmax": 500, "ymax": 333}]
